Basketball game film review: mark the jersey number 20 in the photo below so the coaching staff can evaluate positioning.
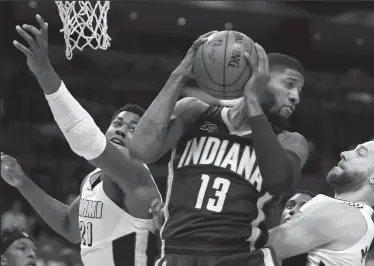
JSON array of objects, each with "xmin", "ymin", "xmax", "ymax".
[
  {"xmin": 195, "ymin": 174, "xmax": 230, "ymax": 213},
  {"xmin": 80, "ymin": 221, "xmax": 93, "ymax": 247}
]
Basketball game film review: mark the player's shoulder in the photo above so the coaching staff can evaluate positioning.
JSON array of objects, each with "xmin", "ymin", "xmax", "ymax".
[
  {"xmin": 303, "ymin": 199, "xmax": 365, "ymax": 230},
  {"xmin": 277, "ymin": 130, "xmax": 306, "ymax": 144},
  {"xmin": 277, "ymin": 130, "xmax": 309, "ymax": 166},
  {"xmin": 79, "ymin": 169, "xmax": 99, "ymax": 192},
  {"xmin": 173, "ymin": 97, "xmax": 210, "ymax": 122}
]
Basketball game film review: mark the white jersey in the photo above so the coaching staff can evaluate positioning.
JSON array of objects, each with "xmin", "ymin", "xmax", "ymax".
[
  {"xmin": 300, "ymin": 194, "xmax": 374, "ymax": 266},
  {"xmin": 78, "ymin": 168, "xmax": 159, "ymax": 266}
]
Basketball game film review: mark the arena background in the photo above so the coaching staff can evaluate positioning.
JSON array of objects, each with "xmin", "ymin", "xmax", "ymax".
[{"xmin": 1, "ymin": 1, "xmax": 374, "ymax": 265}]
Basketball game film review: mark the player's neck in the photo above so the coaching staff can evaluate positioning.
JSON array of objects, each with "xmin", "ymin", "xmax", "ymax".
[
  {"xmin": 227, "ymin": 99, "xmax": 251, "ymax": 131},
  {"xmin": 335, "ymin": 189, "xmax": 372, "ymax": 206}
]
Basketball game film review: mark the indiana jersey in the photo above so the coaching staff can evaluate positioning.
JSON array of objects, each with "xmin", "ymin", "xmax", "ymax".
[
  {"xmin": 160, "ymin": 106, "xmax": 280, "ymax": 254},
  {"xmin": 79, "ymin": 168, "xmax": 158, "ymax": 266},
  {"xmin": 301, "ymin": 195, "xmax": 374, "ymax": 266}
]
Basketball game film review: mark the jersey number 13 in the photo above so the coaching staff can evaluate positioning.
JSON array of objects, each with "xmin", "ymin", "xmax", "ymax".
[{"xmin": 195, "ymin": 174, "xmax": 231, "ymax": 213}]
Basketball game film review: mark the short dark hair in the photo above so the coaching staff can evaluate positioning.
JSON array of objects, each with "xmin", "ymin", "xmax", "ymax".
[
  {"xmin": 1, "ymin": 227, "xmax": 25, "ymax": 241},
  {"xmin": 268, "ymin": 53, "xmax": 305, "ymax": 77},
  {"xmin": 1, "ymin": 227, "xmax": 33, "ymax": 255},
  {"xmin": 110, "ymin": 103, "xmax": 146, "ymax": 122}
]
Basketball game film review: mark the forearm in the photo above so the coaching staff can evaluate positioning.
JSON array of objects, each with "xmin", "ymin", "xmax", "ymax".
[
  {"xmin": 130, "ymin": 72, "xmax": 188, "ymax": 159},
  {"xmin": 44, "ymin": 82, "xmax": 106, "ymax": 160},
  {"xmin": 17, "ymin": 178, "xmax": 76, "ymax": 241},
  {"xmin": 246, "ymin": 99, "xmax": 294, "ymax": 194}
]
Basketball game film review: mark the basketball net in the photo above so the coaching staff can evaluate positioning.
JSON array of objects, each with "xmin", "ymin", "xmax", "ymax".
[{"xmin": 55, "ymin": 1, "xmax": 111, "ymax": 60}]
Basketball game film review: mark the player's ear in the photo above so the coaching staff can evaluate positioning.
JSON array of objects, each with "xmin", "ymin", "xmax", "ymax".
[
  {"xmin": 369, "ymin": 175, "xmax": 374, "ymax": 185},
  {"xmin": 1, "ymin": 254, "xmax": 7, "ymax": 266},
  {"xmin": 368, "ymin": 166, "xmax": 374, "ymax": 185}
]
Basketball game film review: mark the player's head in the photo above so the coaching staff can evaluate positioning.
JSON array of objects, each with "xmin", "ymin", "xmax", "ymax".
[
  {"xmin": 327, "ymin": 141, "xmax": 374, "ymax": 196},
  {"xmin": 0, "ymin": 228, "xmax": 36, "ymax": 266},
  {"xmin": 264, "ymin": 53, "xmax": 305, "ymax": 119},
  {"xmin": 280, "ymin": 190, "xmax": 315, "ymax": 224},
  {"xmin": 105, "ymin": 103, "xmax": 145, "ymax": 148}
]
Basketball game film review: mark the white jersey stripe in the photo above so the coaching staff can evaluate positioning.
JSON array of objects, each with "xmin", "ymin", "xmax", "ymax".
[
  {"xmin": 261, "ymin": 248, "xmax": 276, "ymax": 266},
  {"xmin": 154, "ymin": 150, "xmax": 176, "ymax": 266},
  {"xmin": 247, "ymin": 192, "xmax": 273, "ymax": 251}
]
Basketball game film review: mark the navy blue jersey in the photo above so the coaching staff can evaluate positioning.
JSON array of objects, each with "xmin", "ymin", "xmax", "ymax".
[{"xmin": 161, "ymin": 106, "xmax": 280, "ymax": 254}]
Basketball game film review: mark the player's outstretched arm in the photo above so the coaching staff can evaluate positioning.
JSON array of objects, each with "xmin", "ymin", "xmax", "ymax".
[
  {"xmin": 13, "ymin": 15, "xmax": 151, "ymax": 195},
  {"xmin": 1, "ymin": 153, "xmax": 80, "ymax": 244},
  {"xmin": 267, "ymin": 202, "xmax": 356, "ymax": 260},
  {"xmin": 129, "ymin": 31, "xmax": 217, "ymax": 164}
]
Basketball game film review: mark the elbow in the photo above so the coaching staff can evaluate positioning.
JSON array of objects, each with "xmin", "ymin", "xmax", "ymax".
[
  {"xmin": 128, "ymin": 142, "xmax": 161, "ymax": 164},
  {"xmin": 129, "ymin": 145, "xmax": 156, "ymax": 164},
  {"xmin": 65, "ymin": 233, "xmax": 81, "ymax": 244}
]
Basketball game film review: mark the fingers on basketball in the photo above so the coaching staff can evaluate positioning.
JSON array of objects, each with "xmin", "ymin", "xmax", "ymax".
[
  {"xmin": 255, "ymin": 43, "xmax": 269, "ymax": 73},
  {"xmin": 244, "ymin": 51, "xmax": 258, "ymax": 73},
  {"xmin": 192, "ymin": 38, "xmax": 207, "ymax": 50},
  {"xmin": 199, "ymin": 30, "xmax": 218, "ymax": 39}
]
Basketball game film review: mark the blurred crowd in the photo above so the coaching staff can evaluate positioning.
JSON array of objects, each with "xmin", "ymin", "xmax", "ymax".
[{"xmin": 2, "ymin": 1, "xmax": 374, "ymax": 266}]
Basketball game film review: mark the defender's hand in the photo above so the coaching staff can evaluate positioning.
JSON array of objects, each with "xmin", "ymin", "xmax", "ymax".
[
  {"xmin": 243, "ymin": 43, "xmax": 271, "ymax": 105},
  {"xmin": 173, "ymin": 31, "xmax": 218, "ymax": 78},
  {"xmin": 1, "ymin": 153, "xmax": 28, "ymax": 188},
  {"xmin": 150, "ymin": 199, "xmax": 165, "ymax": 231},
  {"xmin": 13, "ymin": 14, "xmax": 51, "ymax": 76}
]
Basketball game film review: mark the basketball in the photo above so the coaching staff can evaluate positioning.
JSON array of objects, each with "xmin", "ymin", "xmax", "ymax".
[{"xmin": 192, "ymin": 31, "xmax": 257, "ymax": 99}]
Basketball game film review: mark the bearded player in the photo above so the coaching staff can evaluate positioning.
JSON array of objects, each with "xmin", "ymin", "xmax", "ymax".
[
  {"xmin": 268, "ymin": 141, "xmax": 374, "ymax": 266},
  {"xmin": 8, "ymin": 15, "xmax": 161, "ymax": 266},
  {"xmin": 129, "ymin": 33, "xmax": 309, "ymax": 265},
  {"xmin": 0, "ymin": 227, "xmax": 36, "ymax": 266}
]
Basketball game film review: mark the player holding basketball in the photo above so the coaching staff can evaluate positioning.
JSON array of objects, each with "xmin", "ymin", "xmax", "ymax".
[
  {"xmin": 267, "ymin": 141, "xmax": 374, "ymax": 266},
  {"xmin": 7, "ymin": 14, "xmax": 161, "ymax": 266},
  {"xmin": 0, "ymin": 227, "xmax": 36, "ymax": 266},
  {"xmin": 129, "ymin": 33, "xmax": 309, "ymax": 265}
]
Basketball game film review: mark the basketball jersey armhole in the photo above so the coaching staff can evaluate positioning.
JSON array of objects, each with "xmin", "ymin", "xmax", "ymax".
[{"xmin": 199, "ymin": 105, "xmax": 222, "ymax": 122}]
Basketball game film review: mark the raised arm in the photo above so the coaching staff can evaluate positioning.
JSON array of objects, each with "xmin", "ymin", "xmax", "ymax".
[
  {"xmin": 129, "ymin": 32, "xmax": 216, "ymax": 164},
  {"xmin": 1, "ymin": 153, "xmax": 80, "ymax": 244},
  {"xmin": 13, "ymin": 15, "xmax": 152, "ymax": 195},
  {"xmin": 240, "ymin": 44, "xmax": 308, "ymax": 195}
]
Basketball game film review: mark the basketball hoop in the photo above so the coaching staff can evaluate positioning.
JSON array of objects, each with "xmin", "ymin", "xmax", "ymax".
[{"xmin": 55, "ymin": 1, "xmax": 111, "ymax": 60}]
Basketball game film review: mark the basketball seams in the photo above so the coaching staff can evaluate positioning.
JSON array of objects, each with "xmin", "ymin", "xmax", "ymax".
[
  {"xmin": 201, "ymin": 41, "xmax": 222, "ymax": 88},
  {"xmin": 194, "ymin": 30, "xmax": 253, "ymax": 99},
  {"xmin": 222, "ymin": 30, "xmax": 230, "ymax": 99},
  {"xmin": 224, "ymin": 36, "xmax": 252, "ymax": 88}
]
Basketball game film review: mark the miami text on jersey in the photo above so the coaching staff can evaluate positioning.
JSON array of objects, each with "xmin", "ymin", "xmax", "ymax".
[{"xmin": 79, "ymin": 198, "xmax": 104, "ymax": 219}]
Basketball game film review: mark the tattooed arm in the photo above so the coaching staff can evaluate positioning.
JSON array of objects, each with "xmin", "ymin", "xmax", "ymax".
[
  {"xmin": 129, "ymin": 32, "xmax": 216, "ymax": 163},
  {"xmin": 130, "ymin": 95, "xmax": 208, "ymax": 164}
]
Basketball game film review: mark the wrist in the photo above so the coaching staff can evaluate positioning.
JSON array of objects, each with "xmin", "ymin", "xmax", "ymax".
[
  {"xmin": 244, "ymin": 94, "xmax": 264, "ymax": 117},
  {"xmin": 16, "ymin": 176, "xmax": 32, "ymax": 191},
  {"xmin": 167, "ymin": 71, "xmax": 189, "ymax": 93},
  {"xmin": 34, "ymin": 61, "xmax": 53, "ymax": 78}
]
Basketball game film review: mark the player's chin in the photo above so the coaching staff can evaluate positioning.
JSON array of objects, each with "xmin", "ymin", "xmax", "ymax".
[
  {"xmin": 326, "ymin": 167, "xmax": 347, "ymax": 188},
  {"xmin": 281, "ymin": 217, "xmax": 289, "ymax": 224},
  {"xmin": 280, "ymin": 107, "xmax": 293, "ymax": 118}
]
